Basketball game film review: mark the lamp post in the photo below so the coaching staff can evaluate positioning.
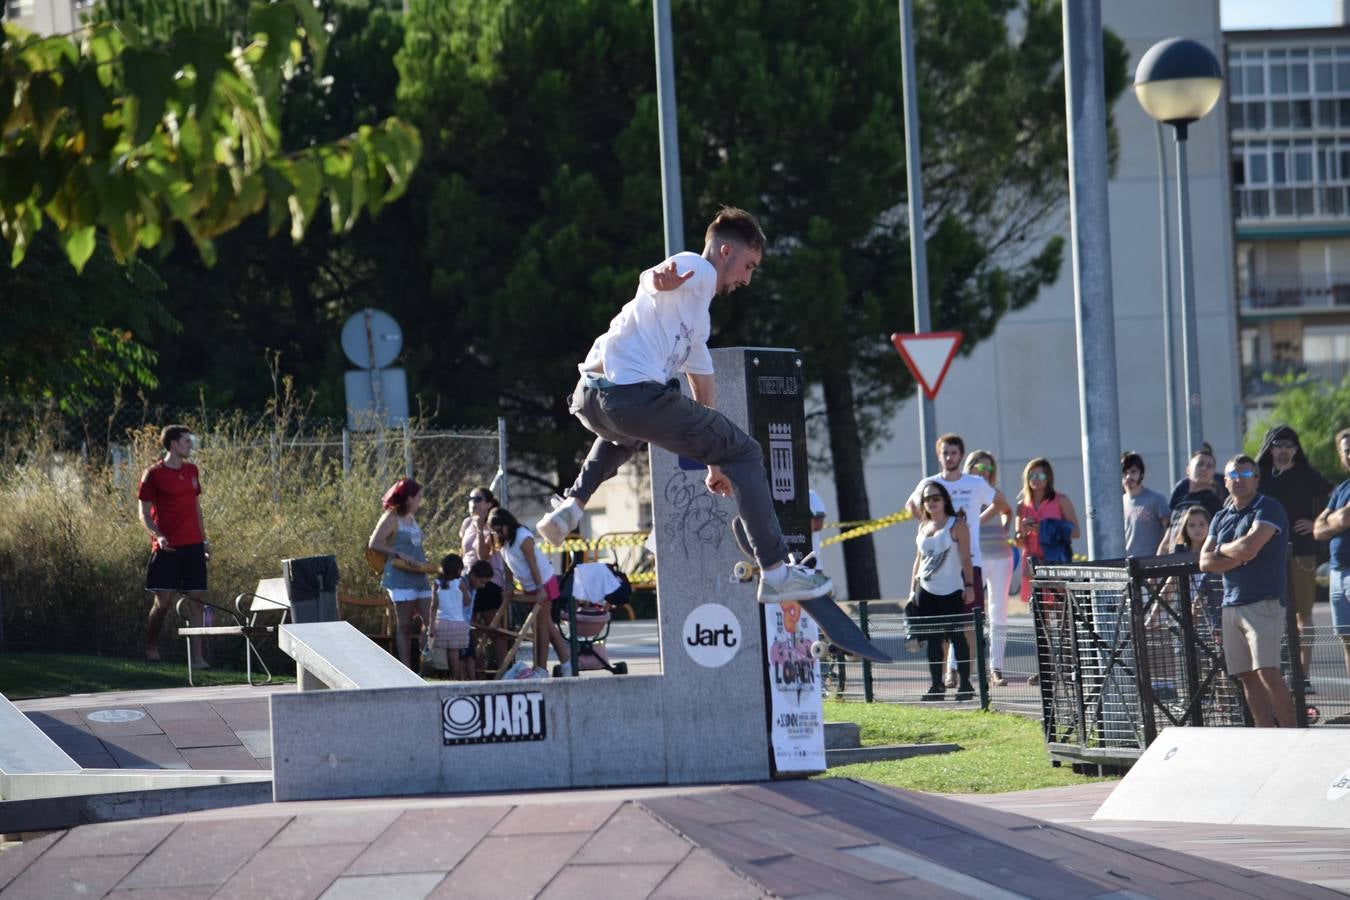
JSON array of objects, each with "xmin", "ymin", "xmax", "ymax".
[{"xmin": 1134, "ymin": 38, "xmax": 1223, "ymax": 457}]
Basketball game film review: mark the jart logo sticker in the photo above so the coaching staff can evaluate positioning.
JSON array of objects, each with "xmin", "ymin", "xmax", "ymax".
[
  {"xmin": 442, "ymin": 692, "xmax": 546, "ymax": 745},
  {"xmin": 1328, "ymin": 768, "xmax": 1350, "ymax": 801},
  {"xmin": 682, "ymin": 603, "xmax": 741, "ymax": 668}
]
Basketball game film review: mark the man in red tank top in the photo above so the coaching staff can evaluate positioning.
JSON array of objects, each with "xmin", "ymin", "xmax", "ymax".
[{"xmin": 137, "ymin": 425, "xmax": 210, "ymax": 667}]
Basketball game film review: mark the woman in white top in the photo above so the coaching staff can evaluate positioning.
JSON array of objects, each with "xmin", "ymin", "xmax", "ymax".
[
  {"xmin": 488, "ymin": 507, "xmax": 570, "ymax": 676},
  {"xmin": 909, "ymin": 481, "xmax": 976, "ymax": 701}
]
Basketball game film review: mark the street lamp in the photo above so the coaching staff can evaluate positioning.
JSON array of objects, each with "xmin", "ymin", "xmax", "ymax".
[{"xmin": 1134, "ymin": 38, "xmax": 1223, "ymax": 457}]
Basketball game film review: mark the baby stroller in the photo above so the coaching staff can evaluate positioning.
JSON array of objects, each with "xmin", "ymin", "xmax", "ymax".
[{"xmin": 551, "ymin": 561, "xmax": 631, "ymax": 676}]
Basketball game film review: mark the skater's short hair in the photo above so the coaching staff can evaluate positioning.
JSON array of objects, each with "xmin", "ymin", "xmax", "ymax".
[
  {"xmin": 160, "ymin": 425, "xmax": 191, "ymax": 450},
  {"xmin": 469, "ymin": 560, "xmax": 494, "ymax": 579},
  {"xmin": 705, "ymin": 207, "xmax": 765, "ymax": 253},
  {"xmin": 1121, "ymin": 451, "xmax": 1145, "ymax": 476},
  {"xmin": 935, "ymin": 433, "xmax": 964, "ymax": 455}
]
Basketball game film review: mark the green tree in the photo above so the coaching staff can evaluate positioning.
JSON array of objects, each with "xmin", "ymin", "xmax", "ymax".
[
  {"xmin": 1244, "ymin": 375, "xmax": 1350, "ymax": 478},
  {"xmin": 396, "ymin": 0, "xmax": 1127, "ymax": 598}
]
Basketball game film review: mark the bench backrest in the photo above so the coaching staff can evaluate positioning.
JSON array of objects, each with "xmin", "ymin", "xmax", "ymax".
[
  {"xmin": 247, "ymin": 577, "xmax": 292, "ymax": 614},
  {"xmin": 0, "ymin": 694, "xmax": 79, "ymax": 784},
  {"xmin": 278, "ymin": 621, "xmax": 423, "ymax": 690}
]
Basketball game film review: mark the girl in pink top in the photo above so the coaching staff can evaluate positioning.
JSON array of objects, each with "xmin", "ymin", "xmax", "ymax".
[{"xmin": 1014, "ymin": 457, "xmax": 1080, "ymax": 602}]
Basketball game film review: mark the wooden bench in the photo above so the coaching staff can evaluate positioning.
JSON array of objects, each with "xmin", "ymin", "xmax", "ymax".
[
  {"xmin": 177, "ymin": 577, "xmax": 292, "ymax": 686},
  {"xmin": 0, "ymin": 694, "xmax": 79, "ymax": 800},
  {"xmin": 278, "ymin": 621, "xmax": 425, "ymax": 691}
]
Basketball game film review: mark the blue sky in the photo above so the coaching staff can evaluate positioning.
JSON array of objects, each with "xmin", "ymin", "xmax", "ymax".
[{"xmin": 1222, "ymin": 0, "xmax": 1341, "ymax": 30}]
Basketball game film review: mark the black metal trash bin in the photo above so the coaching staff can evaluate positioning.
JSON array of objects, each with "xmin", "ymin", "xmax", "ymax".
[{"xmin": 283, "ymin": 555, "xmax": 339, "ymax": 623}]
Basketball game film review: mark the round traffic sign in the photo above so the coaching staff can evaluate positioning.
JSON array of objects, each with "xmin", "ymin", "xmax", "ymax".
[{"xmin": 340, "ymin": 308, "xmax": 403, "ymax": 369}]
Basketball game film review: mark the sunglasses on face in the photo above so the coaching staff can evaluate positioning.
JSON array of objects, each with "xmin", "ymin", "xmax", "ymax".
[
  {"xmin": 1029, "ymin": 472, "xmax": 1048, "ymax": 482},
  {"xmin": 971, "ymin": 463, "xmax": 993, "ymax": 473},
  {"xmin": 1226, "ymin": 469, "xmax": 1257, "ymax": 480}
]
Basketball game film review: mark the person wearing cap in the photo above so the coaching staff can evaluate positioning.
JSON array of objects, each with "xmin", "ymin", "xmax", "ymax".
[{"xmin": 1200, "ymin": 454, "xmax": 1296, "ymax": 727}]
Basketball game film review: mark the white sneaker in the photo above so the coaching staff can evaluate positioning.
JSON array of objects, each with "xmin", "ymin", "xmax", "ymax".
[
  {"xmin": 537, "ymin": 495, "xmax": 583, "ymax": 545},
  {"xmin": 757, "ymin": 563, "xmax": 832, "ymax": 604}
]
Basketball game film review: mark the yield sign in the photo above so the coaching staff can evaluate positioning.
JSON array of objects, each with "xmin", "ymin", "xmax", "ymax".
[{"xmin": 890, "ymin": 331, "xmax": 963, "ymax": 401}]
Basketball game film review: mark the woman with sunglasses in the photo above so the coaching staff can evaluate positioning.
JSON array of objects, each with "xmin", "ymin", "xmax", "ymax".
[
  {"xmin": 461, "ymin": 487, "xmax": 509, "ymax": 668},
  {"xmin": 1015, "ymin": 458, "xmax": 1080, "ymax": 603},
  {"xmin": 965, "ymin": 451, "xmax": 1014, "ymax": 686},
  {"xmin": 909, "ymin": 481, "xmax": 976, "ymax": 701}
]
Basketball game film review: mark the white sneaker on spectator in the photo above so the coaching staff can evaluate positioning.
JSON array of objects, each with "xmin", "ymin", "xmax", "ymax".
[
  {"xmin": 537, "ymin": 495, "xmax": 583, "ymax": 546},
  {"xmin": 757, "ymin": 563, "xmax": 832, "ymax": 603}
]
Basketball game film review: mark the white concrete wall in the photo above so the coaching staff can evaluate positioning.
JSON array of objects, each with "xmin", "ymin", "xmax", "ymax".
[{"xmin": 813, "ymin": 0, "xmax": 1242, "ymax": 600}]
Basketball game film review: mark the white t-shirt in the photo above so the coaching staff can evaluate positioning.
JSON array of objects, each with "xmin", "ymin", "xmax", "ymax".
[
  {"xmin": 501, "ymin": 526, "xmax": 555, "ymax": 592},
  {"xmin": 579, "ymin": 252, "xmax": 716, "ymax": 385},
  {"xmin": 909, "ymin": 473, "xmax": 996, "ymax": 567},
  {"xmin": 435, "ymin": 577, "xmax": 471, "ymax": 623}
]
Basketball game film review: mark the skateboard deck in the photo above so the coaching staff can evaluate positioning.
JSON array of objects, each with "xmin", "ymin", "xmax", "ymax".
[{"xmin": 730, "ymin": 516, "xmax": 892, "ymax": 663}]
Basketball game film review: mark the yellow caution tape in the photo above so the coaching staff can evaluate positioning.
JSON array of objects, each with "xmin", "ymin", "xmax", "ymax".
[{"xmin": 820, "ymin": 508, "xmax": 914, "ymax": 548}]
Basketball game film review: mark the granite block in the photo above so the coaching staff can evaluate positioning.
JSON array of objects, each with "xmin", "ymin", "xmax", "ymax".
[
  {"xmin": 345, "ymin": 806, "xmax": 508, "ymax": 876},
  {"xmin": 159, "ymin": 716, "xmax": 242, "ymax": 750},
  {"xmin": 491, "ymin": 801, "xmax": 620, "ymax": 835},
  {"xmin": 571, "ymin": 805, "xmax": 692, "ymax": 865},
  {"xmin": 44, "ymin": 820, "xmax": 177, "ymax": 857},
  {"xmin": 650, "ymin": 848, "xmax": 765, "ymax": 899},
  {"xmin": 179, "ymin": 746, "xmax": 262, "ymax": 770},
  {"xmin": 428, "ymin": 832, "xmax": 589, "ymax": 899},
  {"xmin": 115, "ymin": 815, "xmax": 289, "ymax": 889},
  {"xmin": 146, "ymin": 701, "xmax": 219, "ymax": 724},
  {"xmin": 213, "ymin": 842, "xmax": 366, "ymax": 900},
  {"xmin": 80, "ymin": 707, "xmax": 164, "ymax": 737},
  {"xmin": 36, "ymin": 724, "xmax": 106, "ymax": 757},
  {"xmin": 103, "ymin": 734, "xmax": 189, "ymax": 770},
  {"xmin": 271, "ymin": 810, "xmax": 401, "ymax": 847},
  {"xmin": 0, "ymin": 852, "xmax": 142, "ymax": 900},
  {"xmin": 319, "ymin": 872, "xmax": 445, "ymax": 900},
  {"xmin": 537, "ymin": 862, "xmax": 674, "ymax": 900}
]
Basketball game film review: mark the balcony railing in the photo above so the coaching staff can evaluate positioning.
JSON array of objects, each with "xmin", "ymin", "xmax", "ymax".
[
  {"xmin": 1239, "ymin": 273, "xmax": 1350, "ymax": 311},
  {"xmin": 1243, "ymin": 360, "xmax": 1350, "ymax": 396},
  {"xmin": 1236, "ymin": 185, "xmax": 1350, "ymax": 220}
]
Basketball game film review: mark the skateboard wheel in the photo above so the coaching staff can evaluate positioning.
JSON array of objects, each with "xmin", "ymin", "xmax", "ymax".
[
  {"xmin": 810, "ymin": 640, "xmax": 828, "ymax": 660},
  {"xmin": 732, "ymin": 561, "xmax": 755, "ymax": 582}
]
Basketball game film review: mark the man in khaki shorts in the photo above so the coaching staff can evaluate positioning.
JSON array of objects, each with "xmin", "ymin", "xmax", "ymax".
[{"xmin": 1200, "ymin": 454, "xmax": 1296, "ymax": 727}]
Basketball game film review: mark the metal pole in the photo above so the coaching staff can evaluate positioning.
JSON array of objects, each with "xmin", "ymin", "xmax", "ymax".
[
  {"xmin": 1174, "ymin": 125, "xmax": 1204, "ymax": 454},
  {"xmin": 497, "ymin": 416, "xmax": 509, "ymax": 512},
  {"xmin": 652, "ymin": 0, "xmax": 684, "ymax": 257},
  {"xmin": 898, "ymin": 0, "xmax": 936, "ymax": 478},
  {"xmin": 402, "ymin": 421, "xmax": 413, "ymax": 479},
  {"xmin": 1063, "ymin": 0, "xmax": 1125, "ymax": 560},
  {"xmin": 1154, "ymin": 122, "xmax": 1180, "ymax": 482},
  {"xmin": 342, "ymin": 427, "xmax": 351, "ymax": 477}
]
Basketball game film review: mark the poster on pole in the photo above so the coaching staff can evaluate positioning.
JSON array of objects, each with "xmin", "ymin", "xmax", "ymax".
[{"xmin": 763, "ymin": 603, "xmax": 826, "ymax": 773}]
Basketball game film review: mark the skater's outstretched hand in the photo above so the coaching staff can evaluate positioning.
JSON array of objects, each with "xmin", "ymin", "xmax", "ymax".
[
  {"xmin": 651, "ymin": 260, "xmax": 694, "ymax": 291},
  {"xmin": 705, "ymin": 464, "xmax": 733, "ymax": 497}
]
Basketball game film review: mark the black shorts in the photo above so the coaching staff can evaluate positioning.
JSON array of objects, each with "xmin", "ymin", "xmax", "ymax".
[
  {"xmin": 145, "ymin": 543, "xmax": 208, "ymax": 593},
  {"xmin": 472, "ymin": 581, "xmax": 504, "ymax": 614}
]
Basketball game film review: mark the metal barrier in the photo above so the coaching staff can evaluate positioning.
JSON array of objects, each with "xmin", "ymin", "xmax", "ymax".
[{"xmin": 1029, "ymin": 556, "xmax": 1350, "ymax": 773}]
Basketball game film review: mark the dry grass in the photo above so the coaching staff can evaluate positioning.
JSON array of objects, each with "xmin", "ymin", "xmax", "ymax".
[{"xmin": 0, "ymin": 397, "xmax": 497, "ymax": 659}]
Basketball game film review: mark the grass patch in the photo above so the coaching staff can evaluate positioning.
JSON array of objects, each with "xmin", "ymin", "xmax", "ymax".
[
  {"xmin": 0, "ymin": 651, "xmax": 294, "ymax": 700},
  {"xmin": 822, "ymin": 699, "xmax": 1117, "ymax": 794}
]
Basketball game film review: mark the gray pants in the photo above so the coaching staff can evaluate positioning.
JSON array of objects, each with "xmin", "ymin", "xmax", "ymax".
[{"xmin": 565, "ymin": 376, "xmax": 789, "ymax": 568}]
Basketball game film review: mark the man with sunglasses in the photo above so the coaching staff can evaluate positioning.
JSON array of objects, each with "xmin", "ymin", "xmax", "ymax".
[{"xmin": 1200, "ymin": 454, "xmax": 1296, "ymax": 727}]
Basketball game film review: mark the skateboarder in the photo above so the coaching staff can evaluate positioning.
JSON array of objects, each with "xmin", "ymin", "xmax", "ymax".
[{"xmin": 538, "ymin": 207, "xmax": 830, "ymax": 605}]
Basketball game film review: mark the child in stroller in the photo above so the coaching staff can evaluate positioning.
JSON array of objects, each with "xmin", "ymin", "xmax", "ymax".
[{"xmin": 551, "ymin": 561, "xmax": 632, "ymax": 677}]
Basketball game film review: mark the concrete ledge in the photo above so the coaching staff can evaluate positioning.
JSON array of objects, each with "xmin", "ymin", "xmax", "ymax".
[
  {"xmin": 1, "ymin": 769, "xmax": 271, "ymax": 802},
  {"xmin": 0, "ymin": 780, "xmax": 273, "ymax": 833},
  {"xmin": 278, "ymin": 621, "xmax": 423, "ymax": 690},
  {"xmin": 826, "ymin": 743, "xmax": 960, "ymax": 768},
  {"xmin": 271, "ymin": 676, "xmax": 668, "ymax": 801},
  {"xmin": 824, "ymin": 721, "xmax": 860, "ymax": 750}
]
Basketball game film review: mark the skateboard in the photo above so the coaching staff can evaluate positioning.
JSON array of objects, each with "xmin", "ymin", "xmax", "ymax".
[
  {"xmin": 364, "ymin": 547, "xmax": 440, "ymax": 577},
  {"xmin": 730, "ymin": 516, "xmax": 892, "ymax": 663}
]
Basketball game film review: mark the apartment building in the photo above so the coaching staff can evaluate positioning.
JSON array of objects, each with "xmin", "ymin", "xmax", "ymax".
[{"xmin": 1228, "ymin": 25, "xmax": 1350, "ymax": 416}]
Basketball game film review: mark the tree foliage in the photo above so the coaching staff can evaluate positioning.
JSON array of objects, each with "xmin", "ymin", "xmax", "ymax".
[
  {"xmin": 0, "ymin": 0, "xmax": 421, "ymax": 272},
  {"xmin": 1244, "ymin": 374, "xmax": 1350, "ymax": 479}
]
